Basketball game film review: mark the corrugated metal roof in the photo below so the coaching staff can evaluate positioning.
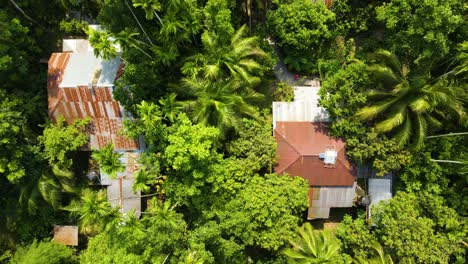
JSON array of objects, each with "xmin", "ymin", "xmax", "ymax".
[
  {"xmin": 60, "ymin": 52, "xmax": 121, "ymax": 87},
  {"xmin": 275, "ymin": 122, "xmax": 355, "ymax": 186},
  {"xmin": 47, "ymin": 49, "xmax": 140, "ymax": 151},
  {"xmin": 369, "ymin": 177, "xmax": 392, "ymax": 206},
  {"xmin": 101, "ymin": 152, "xmax": 142, "ymax": 217},
  {"xmin": 307, "ymin": 184, "xmax": 356, "ymax": 219},
  {"xmin": 273, "ymin": 85, "xmax": 329, "ymax": 127}
]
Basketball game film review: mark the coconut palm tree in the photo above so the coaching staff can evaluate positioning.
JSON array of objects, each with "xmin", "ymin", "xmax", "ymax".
[
  {"xmin": 355, "ymin": 50, "xmax": 465, "ymax": 149},
  {"xmin": 91, "ymin": 144, "xmax": 125, "ymax": 179},
  {"xmin": 282, "ymin": 222, "xmax": 342, "ymax": 263},
  {"xmin": 353, "ymin": 241, "xmax": 393, "ymax": 264},
  {"xmin": 182, "ymin": 77, "xmax": 261, "ymax": 131},
  {"xmin": 64, "ymin": 189, "xmax": 120, "ymax": 236},
  {"xmin": 182, "ymin": 25, "xmax": 266, "ymax": 85}
]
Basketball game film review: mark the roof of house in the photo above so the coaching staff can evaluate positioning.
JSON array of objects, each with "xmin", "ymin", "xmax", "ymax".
[
  {"xmin": 275, "ymin": 122, "xmax": 355, "ymax": 186},
  {"xmin": 272, "ymin": 86, "xmax": 329, "ymax": 128},
  {"xmin": 47, "ymin": 40, "xmax": 140, "ymax": 151},
  {"xmin": 103, "ymin": 152, "xmax": 142, "ymax": 217}
]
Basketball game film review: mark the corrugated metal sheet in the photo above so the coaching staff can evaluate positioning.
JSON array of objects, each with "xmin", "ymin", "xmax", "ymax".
[
  {"xmin": 308, "ymin": 207, "xmax": 330, "ymax": 219},
  {"xmin": 275, "ymin": 122, "xmax": 355, "ymax": 186},
  {"xmin": 273, "ymin": 85, "xmax": 329, "ymax": 128},
  {"xmin": 307, "ymin": 184, "xmax": 356, "ymax": 219},
  {"xmin": 273, "ymin": 102, "xmax": 330, "ymax": 126},
  {"xmin": 48, "ymin": 51, "xmax": 140, "ymax": 151},
  {"xmin": 369, "ymin": 177, "xmax": 392, "ymax": 207},
  {"xmin": 59, "ymin": 51, "xmax": 121, "ymax": 87},
  {"xmin": 101, "ymin": 152, "xmax": 142, "ymax": 217},
  {"xmin": 293, "ymin": 86, "xmax": 321, "ymax": 103}
]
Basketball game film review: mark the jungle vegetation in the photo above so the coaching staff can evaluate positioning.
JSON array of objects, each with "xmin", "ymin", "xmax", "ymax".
[{"xmin": 0, "ymin": 0, "xmax": 467, "ymax": 263}]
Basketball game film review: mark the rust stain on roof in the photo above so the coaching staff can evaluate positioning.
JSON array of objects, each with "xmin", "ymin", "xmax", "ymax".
[
  {"xmin": 275, "ymin": 122, "xmax": 355, "ymax": 186},
  {"xmin": 48, "ymin": 53, "xmax": 140, "ymax": 151}
]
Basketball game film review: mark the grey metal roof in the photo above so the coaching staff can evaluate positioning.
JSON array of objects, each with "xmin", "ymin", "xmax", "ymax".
[
  {"xmin": 368, "ymin": 177, "xmax": 393, "ymax": 207},
  {"xmin": 308, "ymin": 183, "xmax": 356, "ymax": 219}
]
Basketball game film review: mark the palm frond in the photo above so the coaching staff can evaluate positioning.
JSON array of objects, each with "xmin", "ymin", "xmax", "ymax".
[
  {"xmin": 409, "ymin": 97, "xmax": 431, "ymax": 113},
  {"xmin": 355, "ymin": 99, "xmax": 397, "ymax": 121},
  {"xmin": 411, "ymin": 113, "xmax": 427, "ymax": 150},
  {"xmin": 368, "ymin": 65, "xmax": 399, "ymax": 87},
  {"xmin": 393, "ymin": 113, "xmax": 412, "ymax": 146}
]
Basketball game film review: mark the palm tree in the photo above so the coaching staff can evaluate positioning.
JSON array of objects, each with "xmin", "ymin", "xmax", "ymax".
[
  {"xmin": 91, "ymin": 144, "xmax": 125, "ymax": 179},
  {"xmin": 282, "ymin": 222, "xmax": 341, "ymax": 263},
  {"xmin": 182, "ymin": 77, "xmax": 261, "ymax": 131},
  {"xmin": 144, "ymin": 198, "xmax": 180, "ymax": 229},
  {"xmin": 353, "ymin": 241, "xmax": 393, "ymax": 264},
  {"xmin": 454, "ymin": 41, "xmax": 468, "ymax": 79},
  {"xmin": 159, "ymin": 93, "xmax": 183, "ymax": 123},
  {"xmin": 64, "ymin": 189, "xmax": 120, "ymax": 236},
  {"xmin": 114, "ymin": 29, "xmax": 152, "ymax": 59},
  {"xmin": 87, "ymin": 27, "xmax": 118, "ymax": 60},
  {"xmin": 355, "ymin": 50, "xmax": 465, "ymax": 149},
  {"xmin": 132, "ymin": 0, "xmax": 164, "ymax": 25},
  {"xmin": 182, "ymin": 25, "xmax": 266, "ymax": 85}
]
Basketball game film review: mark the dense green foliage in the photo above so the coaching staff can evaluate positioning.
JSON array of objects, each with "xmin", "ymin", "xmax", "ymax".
[
  {"xmin": 10, "ymin": 240, "xmax": 78, "ymax": 264},
  {"xmin": 0, "ymin": 0, "xmax": 467, "ymax": 263}
]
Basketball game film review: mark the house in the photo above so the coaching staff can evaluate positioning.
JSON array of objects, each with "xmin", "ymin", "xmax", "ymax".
[
  {"xmin": 273, "ymin": 81, "xmax": 357, "ymax": 219},
  {"xmin": 47, "ymin": 36, "xmax": 143, "ymax": 216}
]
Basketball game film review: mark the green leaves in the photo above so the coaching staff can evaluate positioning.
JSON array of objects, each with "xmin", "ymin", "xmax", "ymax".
[
  {"xmin": 267, "ymin": 0, "xmax": 337, "ymax": 73},
  {"xmin": 283, "ymin": 222, "xmax": 343, "ymax": 263},
  {"xmin": 39, "ymin": 117, "xmax": 89, "ymax": 168},
  {"xmin": 64, "ymin": 189, "xmax": 120, "ymax": 236},
  {"xmin": 91, "ymin": 144, "xmax": 125, "ymax": 179},
  {"xmin": 87, "ymin": 27, "xmax": 118, "ymax": 60},
  {"xmin": 218, "ymin": 174, "xmax": 308, "ymax": 251},
  {"xmin": 132, "ymin": 0, "xmax": 161, "ymax": 20},
  {"xmin": 355, "ymin": 51, "xmax": 465, "ymax": 149},
  {"xmin": 375, "ymin": 0, "xmax": 464, "ymax": 63}
]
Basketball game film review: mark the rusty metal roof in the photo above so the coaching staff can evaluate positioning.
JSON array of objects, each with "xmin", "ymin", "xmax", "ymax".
[
  {"xmin": 48, "ymin": 52, "xmax": 140, "ymax": 151},
  {"xmin": 275, "ymin": 122, "xmax": 355, "ymax": 186}
]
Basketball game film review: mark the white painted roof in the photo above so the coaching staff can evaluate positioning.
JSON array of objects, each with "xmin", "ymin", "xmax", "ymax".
[
  {"xmin": 60, "ymin": 51, "xmax": 121, "ymax": 87},
  {"xmin": 63, "ymin": 39, "xmax": 93, "ymax": 53},
  {"xmin": 272, "ymin": 84, "xmax": 330, "ymax": 128}
]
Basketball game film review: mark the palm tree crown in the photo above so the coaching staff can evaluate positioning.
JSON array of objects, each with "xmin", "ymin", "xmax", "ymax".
[
  {"xmin": 355, "ymin": 50, "xmax": 464, "ymax": 149},
  {"xmin": 64, "ymin": 189, "xmax": 120, "ymax": 236},
  {"xmin": 182, "ymin": 77, "xmax": 261, "ymax": 131},
  {"xmin": 282, "ymin": 222, "xmax": 342, "ymax": 263},
  {"xmin": 182, "ymin": 25, "xmax": 266, "ymax": 85},
  {"xmin": 91, "ymin": 144, "xmax": 125, "ymax": 179}
]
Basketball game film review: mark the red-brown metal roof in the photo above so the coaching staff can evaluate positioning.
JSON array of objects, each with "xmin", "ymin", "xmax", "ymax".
[
  {"xmin": 47, "ymin": 52, "xmax": 140, "ymax": 151},
  {"xmin": 275, "ymin": 122, "xmax": 355, "ymax": 186}
]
